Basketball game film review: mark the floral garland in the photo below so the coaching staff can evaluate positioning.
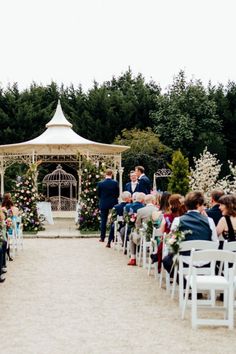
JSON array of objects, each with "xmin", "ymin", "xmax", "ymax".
[
  {"xmin": 124, "ymin": 209, "xmax": 137, "ymax": 229},
  {"xmin": 78, "ymin": 161, "xmax": 105, "ymax": 231}
]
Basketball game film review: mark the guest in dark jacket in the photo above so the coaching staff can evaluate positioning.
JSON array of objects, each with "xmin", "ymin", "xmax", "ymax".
[
  {"xmin": 135, "ymin": 166, "xmax": 151, "ymax": 194},
  {"xmin": 106, "ymin": 191, "xmax": 131, "ymax": 248},
  {"xmin": 97, "ymin": 169, "xmax": 119, "ymax": 242},
  {"xmin": 124, "ymin": 171, "xmax": 138, "ymax": 195},
  {"xmin": 124, "ymin": 192, "xmax": 145, "ymax": 214},
  {"xmin": 163, "ymin": 191, "xmax": 218, "ymax": 274},
  {"xmin": 206, "ymin": 189, "xmax": 224, "ymax": 226}
]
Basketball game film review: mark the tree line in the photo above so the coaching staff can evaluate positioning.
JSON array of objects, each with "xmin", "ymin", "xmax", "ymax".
[{"xmin": 0, "ymin": 69, "xmax": 236, "ymax": 186}]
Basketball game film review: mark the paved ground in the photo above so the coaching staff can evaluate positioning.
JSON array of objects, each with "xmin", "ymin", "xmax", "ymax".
[{"xmin": 1, "ymin": 238, "xmax": 236, "ymax": 354}]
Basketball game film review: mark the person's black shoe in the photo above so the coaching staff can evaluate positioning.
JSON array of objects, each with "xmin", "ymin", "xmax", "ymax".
[
  {"xmin": 0, "ymin": 278, "xmax": 6, "ymax": 283},
  {"xmin": 99, "ymin": 239, "xmax": 105, "ymax": 242},
  {"xmin": 106, "ymin": 243, "xmax": 111, "ymax": 248},
  {"xmin": 150, "ymin": 253, "xmax": 158, "ymax": 264},
  {"xmin": 1, "ymin": 269, "xmax": 7, "ymax": 274},
  {"xmin": 188, "ymin": 293, "xmax": 203, "ymax": 300},
  {"xmin": 8, "ymin": 257, "xmax": 13, "ymax": 261}
]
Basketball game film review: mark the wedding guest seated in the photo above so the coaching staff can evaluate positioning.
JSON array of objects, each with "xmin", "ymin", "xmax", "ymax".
[
  {"xmin": 0, "ymin": 208, "xmax": 7, "ymax": 282},
  {"xmin": 216, "ymin": 194, "xmax": 236, "ymax": 242},
  {"xmin": 106, "ymin": 191, "xmax": 131, "ymax": 248},
  {"xmin": 124, "ymin": 192, "xmax": 145, "ymax": 214},
  {"xmin": 2, "ymin": 192, "xmax": 16, "ymax": 262},
  {"xmin": 152, "ymin": 194, "xmax": 185, "ymax": 272},
  {"xmin": 163, "ymin": 191, "xmax": 218, "ymax": 274},
  {"xmin": 128, "ymin": 194, "xmax": 157, "ymax": 266},
  {"xmin": 206, "ymin": 189, "xmax": 224, "ymax": 226},
  {"xmin": 120, "ymin": 192, "xmax": 145, "ymax": 250}
]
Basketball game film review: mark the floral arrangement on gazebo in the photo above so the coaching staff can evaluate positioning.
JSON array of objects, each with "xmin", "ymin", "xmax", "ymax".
[
  {"xmin": 13, "ymin": 163, "xmax": 44, "ymax": 232},
  {"xmin": 78, "ymin": 161, "xmax": 105, "ymax": 231}
]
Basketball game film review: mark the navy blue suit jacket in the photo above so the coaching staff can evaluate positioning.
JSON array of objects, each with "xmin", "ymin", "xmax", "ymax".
[
  {"xmin": 124, "ymin": 182, "xmax": 138, "ymax": 195},
  {"xmin": 206, "ymin": 204, "xmax": 222, "ymax": 226},
  {"xmin": 113, "ymin": 202, "xmax": 127, "ymax": 217},
  {"xmin": 97, "ymin": 178, "xmax": 119, "ymax": 210},
  {"xmin": 136, "ymin": 175, "xmax": 151, "ymax": 194},
  {"xmin": 125, "ymin": 201, "xmax": 144, "ymax": 214}
]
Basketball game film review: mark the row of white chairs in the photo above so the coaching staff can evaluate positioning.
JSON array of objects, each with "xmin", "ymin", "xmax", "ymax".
[
  {"xmin": 112, "ymin": 220, "xmax": 236, "ymax": 329},
  {"xmin": 7, "ymin": 216, "xmax": 24, "ymax": 258},
  {"xmin": 155, "ymin": 237, "xmax": 236, "ymax": 329}
]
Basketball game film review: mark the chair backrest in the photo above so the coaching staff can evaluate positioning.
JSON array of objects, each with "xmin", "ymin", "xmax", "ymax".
[
  {"xmin": 190, "ymin": 249, "xmax": 236, "ymax": 276},
  {"xmin": 223, "ymin": 241, "xmax": 236, "ymax": 252},
  {"xmin": 191, "ymin": 249, "xmax": 236, "ymax": 264},
  {"xmin": 179, "ymin": 240, "xmax": 218, "ymax": 253},
  {"xmin": 152, "ymin": 227, "xmax": 163, "ymax": 238},
  {"xmin": 178, "ymin": 241, "xmax": 219, "ymax": 275}
]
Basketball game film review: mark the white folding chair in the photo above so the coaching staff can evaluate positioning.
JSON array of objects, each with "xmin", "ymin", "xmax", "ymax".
[
  {"xmin": 147, "ymin": 227, "xmax": 162, "ymax": 278},
  {"xmin": 7, "ymin": 227, "xmax": 17, "ymax": 258},
  {"xmin": 113, "ymin": 216, "xmax": 124, "ymax": 251},
  {"xmin": 16, "ymin": 215, "xmax": 23, "ymax": 250},
  {"xmin": 175, "ymin": 240, "xmax": 219, "ymax": 307},
  {"xmin": 182, "ymin": 249, "xmax": 236, "ymax": 329},
  {"xmin": 159, "ymin": 233, "xmax": 171, "ymax": 293},
  {"xmin": 137, "ymin": 229, "xmax": 151, "ymax": 269},
  {"xmin": 123, "ymin": 223, "xmax": 129, "ymax": 256},
  {"xmin": 222, "ymin": 241, "xmax": 236, "ymax": 306}
]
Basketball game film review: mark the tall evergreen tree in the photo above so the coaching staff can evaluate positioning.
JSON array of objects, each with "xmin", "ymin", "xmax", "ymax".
[{"xmin": 168, "ymin": 150, "xmax": 189, "ymax": 195}]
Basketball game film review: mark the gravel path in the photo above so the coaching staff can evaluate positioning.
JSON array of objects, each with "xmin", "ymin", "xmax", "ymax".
[{"xmin": 0, "ymin": 239, "xmax": 236, "ymax": 354}]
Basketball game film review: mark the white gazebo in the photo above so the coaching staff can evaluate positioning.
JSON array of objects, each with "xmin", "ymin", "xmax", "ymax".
[{"xmin": 0, "ymin": 101, "xmax": 129, "ymax": 203}]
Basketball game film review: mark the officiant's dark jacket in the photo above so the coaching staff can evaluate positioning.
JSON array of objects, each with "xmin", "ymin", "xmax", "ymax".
[
  {"xmin": 124, "ymin": 182, "xmax": 138, "ymax": 195},
  {"xmin": 97, "ymin": 178, "xmax": 119, "ymax": 210},
  {"xmin": 136, "ymin": 175, "xmax": 151, "ymax": 194}
]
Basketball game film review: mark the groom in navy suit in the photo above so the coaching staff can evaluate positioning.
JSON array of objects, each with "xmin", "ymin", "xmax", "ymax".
[
  {"xmin": 135, "ymin": 166, "xmax": 151, "ymax": 194},
  {"xmin": 97, "ymin": 169, "xmax": 119, "ymax": 242}
]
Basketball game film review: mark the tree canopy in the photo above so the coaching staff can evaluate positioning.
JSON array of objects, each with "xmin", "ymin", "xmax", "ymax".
[{"xmin": 0, "ymin": 68, "xmax": 236, "ymax": 187}]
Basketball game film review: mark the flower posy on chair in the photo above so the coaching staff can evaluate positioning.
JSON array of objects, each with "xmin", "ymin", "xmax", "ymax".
[{"xmin": 165, "ymin": 227, "xmax": 192, "ymax": 255}]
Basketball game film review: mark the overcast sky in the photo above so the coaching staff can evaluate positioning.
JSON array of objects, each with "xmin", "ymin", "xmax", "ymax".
[{"xmin": 0, "ymin": 0, "xmax": 235, "ymax": 92}]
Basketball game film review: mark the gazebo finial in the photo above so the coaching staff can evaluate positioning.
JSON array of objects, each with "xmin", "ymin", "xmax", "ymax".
[{"xmin": 46, "ymin": 100, "xmax": 72, "ymax": 128}]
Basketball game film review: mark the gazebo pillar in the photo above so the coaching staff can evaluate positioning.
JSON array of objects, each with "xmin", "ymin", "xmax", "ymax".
[
  {"xmin": 0, "ymin": 166, "xmax": 5, "ymax": 196},
  {"xmin": 118, "ymin": 167, "xmax": 124, "ymax": 195}
]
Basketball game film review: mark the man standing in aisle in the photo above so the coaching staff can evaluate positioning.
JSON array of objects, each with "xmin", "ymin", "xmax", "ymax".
[
  {"xmin": 135, "ymin": 166, "xmax": 151, "ymax": 194},
  {"xmin": 97, "ymin": 169, "xmax": 119, "ymax": 242}
]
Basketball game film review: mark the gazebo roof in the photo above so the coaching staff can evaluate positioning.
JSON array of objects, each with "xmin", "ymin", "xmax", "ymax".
[{"xmin": 0, "ymin": 101, "xmax": 129, "ymax": 155}]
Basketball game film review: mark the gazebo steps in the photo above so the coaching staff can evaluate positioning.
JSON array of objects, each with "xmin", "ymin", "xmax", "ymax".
[{"xmin": 24, "ymin": 217, "xmax": 100, "ymax": 238}]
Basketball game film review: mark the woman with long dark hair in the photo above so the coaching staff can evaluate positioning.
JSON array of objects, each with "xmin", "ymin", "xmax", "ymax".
[{"xmin": 217, "ymin": 194, "xmax": 236, "ymax": 241}]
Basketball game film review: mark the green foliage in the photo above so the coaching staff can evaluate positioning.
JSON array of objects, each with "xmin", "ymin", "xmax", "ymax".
[
  {"xmin": 151, "ymin": 70, "xmax": 225, "ymax": 160},
  {"xmin": 114, "ymin": 128, "xmax": 172, "ymax": 186},
  {"xmin": 168, "ymin": 150, "xmax": 189, "ymax": 195},
  {"xmin": 0, "ymin": 68, "xmax": 236, "ymax": 177}
]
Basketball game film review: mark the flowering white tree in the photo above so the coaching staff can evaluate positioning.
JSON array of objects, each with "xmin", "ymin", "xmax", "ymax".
[
  {"xmin": 189, "ymin": 148, "xmax": 236, "ymax": 200},
  {"xmin": 189, "ymin": 148, "xmax": 221, "ymax": 198},
  {"xmin": 215, "ymin": 161, "xmax": 236, "ymax": 193}
]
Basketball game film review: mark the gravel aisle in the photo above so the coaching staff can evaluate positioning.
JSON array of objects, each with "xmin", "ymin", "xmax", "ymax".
[{"xmin": 0, "ymin": 239, "xmax": 236, "ymax": 354}]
